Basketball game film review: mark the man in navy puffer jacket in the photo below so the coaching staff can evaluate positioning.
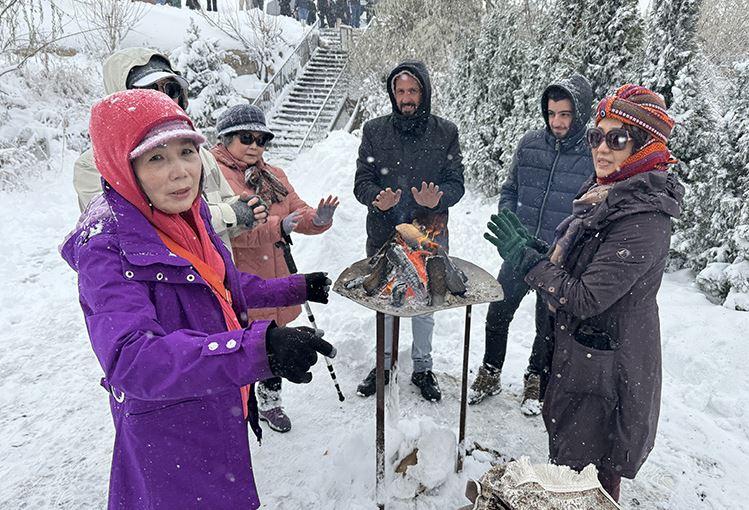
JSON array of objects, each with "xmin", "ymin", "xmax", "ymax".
[{"xmin": 469, "ymin": 74, "xmax": 594, "ymax": 414}]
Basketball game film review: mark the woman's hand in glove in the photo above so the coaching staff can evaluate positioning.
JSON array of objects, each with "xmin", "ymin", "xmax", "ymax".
[
  {"xmin": 304, "ymin": 272, "xmax": 332, "ymax": 303},
  {"xmin": 499, "ymin": 208, "xmax": 549, "ymax": 253},
  {"xmin": 282, "ymin": 210, "xmax": 301, "ymax": 235},
  {"xmin": 230, "ymin": 193, "xmax": 268, "ymax": 229},
  {"xmin": 265, "ymin": 326, "xmax": 336, "ymax": 383},
  {"xmin": 485, "ymin": 213, "xmax": 529, "ymax": 269},
  {"xmin": 312, "ymin": 195, "xmax": 340, "ymax": 226}
]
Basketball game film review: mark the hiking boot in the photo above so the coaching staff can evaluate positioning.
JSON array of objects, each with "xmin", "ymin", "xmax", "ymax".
[
  {"xmin": 257, "ymin": 383, "xmax": 292, "ymax": 432},
  {"xmin": 468, "ymin": 363, "xmax": 502, "ymax": 405},
  {"xmin": 356, "ymin": 367, "xmax": 390, "ymax": 397},
  {"xmin": 411, "ymin": 370, "xmax": 442, "ymax": 402},
  {"xmin": 520, "ymin": 373, "xmax": 542, "ymax": 416}
]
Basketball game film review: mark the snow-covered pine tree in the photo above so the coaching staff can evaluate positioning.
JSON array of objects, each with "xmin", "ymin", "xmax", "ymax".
[
  {"xmin": 574, "ymin": 0, "xmax": 643, "ymax": 99},
  {"xmin": 641, "ymin": 0, "xmax": 702, "ymax": 107},
  {"xmin": 682, "ymin": 62, "xmax": 749, "ymax": 310},
  {"xmin": 172, "ymin": 19, "xmax": 243, "ymax": 135},
  {"xmin": 445, "ymin": 2, "xmax": 536, "ymax": 196}
]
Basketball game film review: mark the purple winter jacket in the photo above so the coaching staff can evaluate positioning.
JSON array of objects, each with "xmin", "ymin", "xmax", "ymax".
[{"xmin": 60, "ymin": 183, "xmax": 308, "ymax": 509}]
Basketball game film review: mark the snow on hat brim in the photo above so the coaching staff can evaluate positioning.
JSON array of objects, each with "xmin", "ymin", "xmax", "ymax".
[
  {"xmin": 218, "ymin": 123, "xmax": 275, "ymax": 141},
  {"xmin": 129, "ymin": 120, "xmax": 206, "ymax": 160},
  {"xmin": 131, "ymin": 70, "xmax": 189, "ymax": 91}
]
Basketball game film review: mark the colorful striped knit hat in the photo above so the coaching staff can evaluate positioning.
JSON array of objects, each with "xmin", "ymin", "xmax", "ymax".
[
  {"xmin": 596, "ymin": 84, "xmax": 675, "ymax": 142},
  {"xmin": 594, "ymin": 85, "xmax": 677, "ymax": 185}
]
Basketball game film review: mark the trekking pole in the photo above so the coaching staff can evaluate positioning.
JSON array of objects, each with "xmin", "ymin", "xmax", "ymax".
[{"xmin": 276, "ymin": 233, "xmax": 346, "ymax": 402}]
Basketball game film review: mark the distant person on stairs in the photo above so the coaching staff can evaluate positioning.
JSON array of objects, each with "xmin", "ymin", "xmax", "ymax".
[
  {"xmin": 211, "ymin": 104, "xmax": 340, "ymax": 433},
  {"xmin": 353, "ymin": 60, "xmax": 465, "ymax": 402}
]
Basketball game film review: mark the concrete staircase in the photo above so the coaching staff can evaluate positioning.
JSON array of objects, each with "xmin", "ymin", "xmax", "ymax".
[{"xmin": 266, "ymin": 28, "xmax": 350, "ymax": 160}]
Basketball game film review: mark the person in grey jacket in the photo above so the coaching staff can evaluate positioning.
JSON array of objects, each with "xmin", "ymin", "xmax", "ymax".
[
  {"xmin": 73, "ymin": 48, "xmax": 266, "ymax": 252},
  {"xmin": 485, "ymin": 84, "xmax": 683, "ymax": 502},
  {"xmin": 469, "ymin": 74, "xmax": 595, "ymax": 414}
]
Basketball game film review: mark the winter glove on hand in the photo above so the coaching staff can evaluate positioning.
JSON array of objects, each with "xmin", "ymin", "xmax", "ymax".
[
  {"xmin": 499, "ymin": 208, "xmax": 549, "ymax": 254},
  {"xmin": 304, "ymin": 272, "xmax": 332, "ymax": 304},
  {"xmin": 312, "ymin": 195, "xmax": 340, "ymax": 226},
  {"xmin": 282, "ymin": 210, "xmax": 302, "ymax": 235},
  {"xmin": 230, "ymin": 195, "xmax": 267, "ymax": 230},
  {"xmin": 485, "ymin": 213, "xmax": 530, "ymax": 270},
  {"xmin": 265, "ymin": 325, "xmax": 336, "ymax": 383}
]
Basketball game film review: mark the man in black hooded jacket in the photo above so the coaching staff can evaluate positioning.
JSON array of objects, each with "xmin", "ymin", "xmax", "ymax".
[
  {"xmin": 469, "ymin": 74, "xmax": 595, "ymax": 415},
  {"xmin": 353, "ymin": 60, "xmax": 465, "ymax": 402}
]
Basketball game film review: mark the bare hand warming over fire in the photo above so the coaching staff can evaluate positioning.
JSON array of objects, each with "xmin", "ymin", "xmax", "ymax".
[
  {"xmin": 372, "ymin": 187, "xmax": 402, "ymax": 211},
  {"xmin": 411, "ymin": 181, "xmax": 443, "ymax": 209}
]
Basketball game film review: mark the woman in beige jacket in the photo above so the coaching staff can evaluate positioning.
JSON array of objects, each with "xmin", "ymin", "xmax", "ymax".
[{"xmin": 212, "ymin": 104, "xmax": 339, "ymax": 432}]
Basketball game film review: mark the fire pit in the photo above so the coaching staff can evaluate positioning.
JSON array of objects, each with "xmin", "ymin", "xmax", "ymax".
[
  {"xmin": 333, "ymin": 222, "xmax": 503, "ymax": 509},
  {"xmin": 334, "ymin": 223, "xmax": 502, "ymax": 316}
]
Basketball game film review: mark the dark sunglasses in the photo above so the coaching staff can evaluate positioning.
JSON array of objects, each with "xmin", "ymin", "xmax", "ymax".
[
  {"xmin": 586, "ymin": 127, "xmax": 631, "ymax": 151},
  {"xmin": 144, "ymin": 80, "xmax": 184, "ymax": 101},
  {"xmin": 237, "ymin": 132, "xmax": 269, "ymax": 147}
]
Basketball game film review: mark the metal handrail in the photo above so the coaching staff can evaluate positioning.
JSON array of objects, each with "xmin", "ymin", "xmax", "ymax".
[
  {"xmin": 252, "ymin": 19, "xmax": 320, "ymax": 113},
  {"xmin": 297, "ymin": 23, "xmax": 372, "ymax": 153}
]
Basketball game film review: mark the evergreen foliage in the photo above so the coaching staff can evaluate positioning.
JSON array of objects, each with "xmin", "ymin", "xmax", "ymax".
[{"xmin": 172, "ymin": 19, "xmax": 242, "ymax": 134}]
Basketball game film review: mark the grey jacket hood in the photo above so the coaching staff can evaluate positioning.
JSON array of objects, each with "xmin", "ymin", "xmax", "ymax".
[{"xmin": 541, "ymin": 73, "xmax": 593, "ymax": 146}]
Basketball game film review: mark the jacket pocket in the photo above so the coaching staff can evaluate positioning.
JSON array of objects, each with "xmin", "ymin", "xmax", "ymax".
[
  {"xmin": 562, "ymin": 331, "xmax": 618, "ymax": 399},
  {"xmin": 125, "ymin": 397, "xmax": 203, "ymax": 423}
]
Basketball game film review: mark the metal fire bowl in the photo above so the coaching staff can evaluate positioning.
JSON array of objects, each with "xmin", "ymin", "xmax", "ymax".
[{"xmin": 333, "ymin": 257, "xmax": 504, "ymax": 317}]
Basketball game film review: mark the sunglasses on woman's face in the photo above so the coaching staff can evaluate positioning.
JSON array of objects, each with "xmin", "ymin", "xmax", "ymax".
[
  {"xmin": 586, "ymin": 127, "xmax": 631, "ymax": 151},
  {"xmin": 237, "ymin": 132, "xmax": 269, "ymax": 147},
  {"xmin": 143, "ymin": 79, "xmax": 184, "ymax": 101}
]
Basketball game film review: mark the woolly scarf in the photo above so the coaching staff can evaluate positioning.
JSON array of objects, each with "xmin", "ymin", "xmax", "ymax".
[
  {"xmin": 212, "ymin": 144, "xmax": 289, "ymax": 204},
  {"xmin": 550, "ymin": 184, "xmax": 613, "ymax": 268},
  {"xmin": 596, "ymin": 139, "xmax": 676, "ymax": 185}
]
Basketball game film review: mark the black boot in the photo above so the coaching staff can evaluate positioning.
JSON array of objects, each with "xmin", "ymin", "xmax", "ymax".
[
  {"xmin": 411, "ymin": 370, "xmax": 441, "ymax": 402},
  {"xmin": 356, "ymin": 367, "xmax": 389, "ymax": 397}
]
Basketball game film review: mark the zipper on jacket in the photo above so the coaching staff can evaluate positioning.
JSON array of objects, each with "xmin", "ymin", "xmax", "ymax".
[{"xmin": 535, "ymin": 139, "xmax": 561, "ymax": 238}]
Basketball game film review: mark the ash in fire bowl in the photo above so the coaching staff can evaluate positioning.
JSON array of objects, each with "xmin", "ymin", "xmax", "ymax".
[{"xmin": 334, "ymin": 223, "xmax": 503, "ymax": 317}]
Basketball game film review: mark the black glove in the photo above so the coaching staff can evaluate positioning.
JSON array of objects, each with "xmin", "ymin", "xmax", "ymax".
[
  {"xmin": 304, "ymin": 272, "xmax": 331, "ymax": 304},
  {"xmin": 265, "ymin": 326, "xmax": 336, "ymax": 383}
]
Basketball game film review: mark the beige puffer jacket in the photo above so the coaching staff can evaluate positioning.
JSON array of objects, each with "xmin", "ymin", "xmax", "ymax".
[{"xmin": 73, "ymin": 47, "xmax": 241, "ymax": 250}]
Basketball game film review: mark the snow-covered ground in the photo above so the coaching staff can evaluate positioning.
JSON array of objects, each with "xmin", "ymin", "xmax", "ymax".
[{"xmin": 0, "ymin": 129, "xmax": 747, "ymax": 509}]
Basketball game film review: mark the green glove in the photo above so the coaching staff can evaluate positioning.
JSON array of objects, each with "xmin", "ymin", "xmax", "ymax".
[
  {"xmin": 484, "ymin": 213, "xmax": 528, "ymax": 268},
  {"xmin": 499, "ymin": 208, "xmax": 550, "ymax": 254}
]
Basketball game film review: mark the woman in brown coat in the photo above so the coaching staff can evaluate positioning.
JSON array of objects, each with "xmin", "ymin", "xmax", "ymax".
[
  {"xmin": 211, "ymin": 104, "xmax": 339, "ymax": 432},
  {"xmin": 485, "ymin": 84, "xmax": 684, "ymax": 502}
]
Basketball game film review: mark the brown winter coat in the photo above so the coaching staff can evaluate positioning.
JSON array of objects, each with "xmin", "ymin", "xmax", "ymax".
[
  {"xmin": 524, "ymin": 171, "xmax": 684, "ymax": 479},
  {"xmin": 212, "ymin": 145, "xmax": 331, "ymax": 326}
]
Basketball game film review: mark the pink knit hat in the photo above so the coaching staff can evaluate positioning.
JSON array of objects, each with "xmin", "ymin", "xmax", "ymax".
[{"xmin": 129, "ymin": 119, "xmax": 206, "ymax": 160}]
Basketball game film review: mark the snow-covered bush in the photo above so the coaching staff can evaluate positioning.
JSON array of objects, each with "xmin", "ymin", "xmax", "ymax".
[
  {"xmin": 172, "ymin": 19, "xmax": 244, "ymax": 136},
  {"xmin": 0, "ymin": 0, "xmax": 64, "ymax": 78},
  {"xmin": 0, "ymin": 56, "xmax": 100, "ymax": 191}
]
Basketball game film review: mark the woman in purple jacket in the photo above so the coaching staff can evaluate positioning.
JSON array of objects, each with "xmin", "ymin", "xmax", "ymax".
[{"xmin": 61, "ymin": 89, "xmax": 334, "ymax": 509}]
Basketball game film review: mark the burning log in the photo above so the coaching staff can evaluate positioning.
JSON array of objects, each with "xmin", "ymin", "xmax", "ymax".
[
  {"xmin": 346, "ymin": 222, "xmax": 470, "ymax": 308},
  {"xmin": 386, "ymin": 245, "xmax": 429, "ymax": 304}
]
